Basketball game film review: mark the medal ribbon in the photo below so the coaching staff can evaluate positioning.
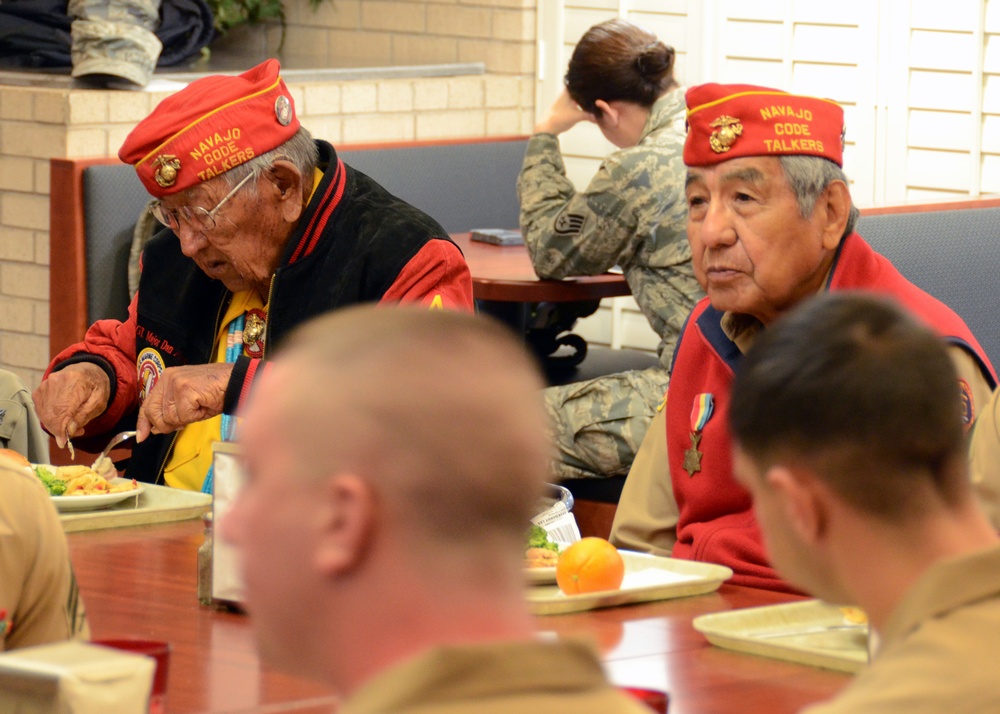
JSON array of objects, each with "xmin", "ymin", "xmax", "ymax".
[
  {"xmin": 690, "ymin": 393, "xmax": 714, "ymax": 433},
  {"xmin": 201, "ymin": 313, "xmax": 245, "ymax": 495}
]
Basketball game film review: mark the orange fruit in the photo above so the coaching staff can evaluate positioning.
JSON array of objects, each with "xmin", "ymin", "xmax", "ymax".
[{"xmin": 556, "ymin": 537, "xmax": 625, "ymax": 595}]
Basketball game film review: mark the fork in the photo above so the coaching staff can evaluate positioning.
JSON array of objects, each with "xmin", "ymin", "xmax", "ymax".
[{"xmin": 94, "ymin": 430, "xmax": 137, "ymax": 464}]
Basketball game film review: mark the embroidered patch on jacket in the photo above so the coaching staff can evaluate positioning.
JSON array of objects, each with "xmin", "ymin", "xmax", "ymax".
[
  {"xmin": 959, "ymin": 378, "xmax": 974, "ymax": 427},
  {"xmin": 137, "ymin": 348, "xmax": 166, "ymax": 403},
  {"xmin": 554, "ymin": 210, "xmax": 586, "ymax": 236},
  {"xmin": 0, "ymin": 408, "xmax": 5, "ymax": 426}
]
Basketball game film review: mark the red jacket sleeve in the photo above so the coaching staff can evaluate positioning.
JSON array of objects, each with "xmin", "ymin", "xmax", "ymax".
[
  {"xmin": 44, "ymin": 293, "xmax": 141, "ymax": 438},
  {"xmin": 378, "ymin": 239, "xmax": 474, "ymax": 311}
]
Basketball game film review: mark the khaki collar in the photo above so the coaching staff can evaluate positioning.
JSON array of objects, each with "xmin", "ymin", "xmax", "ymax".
[{"xmin": 878, "ymin": 544, "xmax": 1000, "ymax": 653}]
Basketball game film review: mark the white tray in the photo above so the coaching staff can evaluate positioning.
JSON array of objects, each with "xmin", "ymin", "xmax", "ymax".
[
  {"xmin": 693, "ymin": 599, "xmax": 869, "ymax": 673},
  {"xmin": 527, "ymin": 550, "xmax": 732, "ymax": 616},
  {"xmin": 59, "ymin": 482, "xmax": 211, "ymax": 532}
]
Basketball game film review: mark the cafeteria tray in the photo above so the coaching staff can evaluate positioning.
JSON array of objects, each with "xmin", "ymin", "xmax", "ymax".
[
  {"xmin": 692, "ymin": 599, "xmax": 869, "ymax": 673},
  {"xmin": 59, "ymin": 482, "xmax": 211, "ymax": 532},
  {"xmin": 527, "ymin": 550, "xmax": 732, "ymax": 616}
]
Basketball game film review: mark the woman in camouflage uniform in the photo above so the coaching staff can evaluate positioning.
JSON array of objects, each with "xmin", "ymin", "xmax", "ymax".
[{"xmin": 517, "ymin": 18, "xmax": 703, "ymax": 481}]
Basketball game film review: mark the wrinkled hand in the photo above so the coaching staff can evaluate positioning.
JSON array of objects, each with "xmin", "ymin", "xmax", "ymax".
[
  {"xmin": 137, "ymin": 363, "xmax": 235, "ymax": 442},
  {"xmin": 534, "ymin": 89, "xmax": 593, "ymax": 135},
  {"xmin": 33, "ymin": 362, "xmax": 111, "ymax": 448}
]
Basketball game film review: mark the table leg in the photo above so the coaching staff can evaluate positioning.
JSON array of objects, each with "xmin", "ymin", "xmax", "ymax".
[{"xmin": 475, "ymin": 299, "xmax": 531, "ymax": 335}]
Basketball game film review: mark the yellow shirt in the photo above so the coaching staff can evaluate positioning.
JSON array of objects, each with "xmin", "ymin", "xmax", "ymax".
[{"xmin": 163, "ymin": 290, "xmax": 265, "ymax": 490}]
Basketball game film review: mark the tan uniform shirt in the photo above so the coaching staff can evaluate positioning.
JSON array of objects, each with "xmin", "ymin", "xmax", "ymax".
[
  {"xmin": 968, "ymin": 386, "xmax": 1000, "ymax": 527},
  {"xmin": 341, "ymin": 639, "xmax": 653, "ymax": 714},
  {"xmin": 802, "ymin": 545, "xmax": 1000, "ymax": 713},
  {"xmin": 0, "ymin": 463, "xmax": 88, "ymax": 651},
  {"xmin": 612, "ymin": 334, "xmax": 997, "ymax": 555},
  {"xmin": 0, "ymin": 369, "xmax": 50, "ymax": 464}
]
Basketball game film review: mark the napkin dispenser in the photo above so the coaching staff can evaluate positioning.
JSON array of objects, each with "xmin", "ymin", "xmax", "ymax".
[
  {"xmin": 210, "ymin": 442, "xmax": 246, "ymax": 608},
  {"xmin": 0, "ymin": 641, "xmax": 154, "ymax": 714}
]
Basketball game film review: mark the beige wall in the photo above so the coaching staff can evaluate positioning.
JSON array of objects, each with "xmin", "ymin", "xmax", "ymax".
[
  {"xmin": 0, "ymin": 0, "xmax": 537, "ymax": 387},
  {"xmin": 282, "ymin": 0, "xmax": 535, "ymax": 75}
]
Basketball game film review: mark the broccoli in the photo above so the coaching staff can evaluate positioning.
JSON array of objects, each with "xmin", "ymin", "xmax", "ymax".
[
  {"xmin": 527, "ymin": 524, "xmax": 558, "ymax": 552},
  {"xmin": 34, "ymin": 466, "xmax": 66, "ymax": 496}
]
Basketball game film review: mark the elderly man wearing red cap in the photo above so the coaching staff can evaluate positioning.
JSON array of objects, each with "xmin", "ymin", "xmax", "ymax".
[
  {"xmin": 610, "ymin": 83, "xmax": 998, "ymax": 592},
  {"xmin": 33, "ymin": 59, "xmax": 473, "ymax": 491}
]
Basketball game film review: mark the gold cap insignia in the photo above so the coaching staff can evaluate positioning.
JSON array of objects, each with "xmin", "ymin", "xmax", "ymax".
[
  {"xmin": 152, "ymin": 155, "xmax": 181, "ymax": 188},
  {"xmin": 709, "ymin": 115, "xmax": 743, "ymax": 154}
]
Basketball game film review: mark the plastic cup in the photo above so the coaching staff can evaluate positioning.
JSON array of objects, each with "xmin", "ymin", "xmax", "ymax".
[
  {"xmin": 620, "ymin": 686, "xmax": 670, "ymax": 713},
  {"xmin": 92, "ymin": 639, "xmax": 170, "ymax": 714}
]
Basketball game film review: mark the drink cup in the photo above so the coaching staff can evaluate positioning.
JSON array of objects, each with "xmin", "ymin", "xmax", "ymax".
[
  {"xmin": 620, "ymin": 686, "xmax": 670, "ymax": 713},
  {"xmin": 92, "ymin": 639, "xmax": 170, "ymax": 714}
]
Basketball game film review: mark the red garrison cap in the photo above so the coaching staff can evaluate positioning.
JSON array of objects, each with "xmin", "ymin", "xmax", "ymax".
[
  {"xmin": 684, "ymin": 83, "xmax": 845, "ymax": 168},
  {"xmin": 119, "ymin": 58, "xmax": 299, "ymax": 197}
]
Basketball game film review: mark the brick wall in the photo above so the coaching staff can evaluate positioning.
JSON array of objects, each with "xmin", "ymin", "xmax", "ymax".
[
  {"xmin": 0, "ymin": 84, "xmax": 184, "ymax": 388},
  {"xmin": 281, "ymin": 0, "xmax": 535, "ymax": 75}
]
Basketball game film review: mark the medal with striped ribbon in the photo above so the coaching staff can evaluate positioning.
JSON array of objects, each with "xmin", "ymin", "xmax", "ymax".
[{"xmin": 683, "ymin": 393, "xmax": 714, "ymax": 477}]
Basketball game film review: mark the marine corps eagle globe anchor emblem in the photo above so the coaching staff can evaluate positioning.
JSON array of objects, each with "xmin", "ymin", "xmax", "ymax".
[
  {"xmin": 243, "ymin": 309, "xmax": 267, "ymax": 358},
  {"xmin": 152, "ymin": 155, "xmax": 181, "ymax": 188},
  {"xmin": 709, "ymin": 116, "xmax": 743, "ymax": 154}
]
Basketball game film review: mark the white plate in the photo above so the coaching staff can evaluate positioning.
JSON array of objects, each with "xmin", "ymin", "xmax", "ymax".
[
  {"xmin": 525, "ymin": 565, "xmax": 557, "ymax": 585},
  {"xmin": 51, "ymin": 480, "xmax": 145, "ymax": 512},
  {"xmin": 523, "ymin": 540, "xmax": 567, "ymax": 585}
]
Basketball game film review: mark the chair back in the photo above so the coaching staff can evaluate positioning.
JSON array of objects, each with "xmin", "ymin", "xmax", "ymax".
[
  {"xmin": 856, "ymin": 198, "xmax": 1000, "ymax": 369},
  {"xmin": 338, "ymin": 135, "xmax": 526, "ymax": 232}
]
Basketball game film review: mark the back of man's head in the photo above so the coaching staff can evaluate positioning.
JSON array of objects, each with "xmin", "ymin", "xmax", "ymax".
[
  {"xmin": 273, "ymin": 305, "xmax": 550, "ymax": 551},
  {"xmin": 730, "ymin": 292, "xmax": 967, "ymax": 519}
]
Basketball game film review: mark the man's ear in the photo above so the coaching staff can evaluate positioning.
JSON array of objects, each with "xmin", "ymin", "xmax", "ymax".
[
  {"xmin": 267, "ymin": 160, "xmax": 306, "ymax": 223},
  {"xmin": 817, "ymin": 179, "xmax": 851, "ymax": 250},
  {"xmin": 593, "ymin": 99, "xmax": 619, "ymax": 127},
  {"xmin": 765, "ymin": 465, "xmax": 828, "ymax": 545},
  {"xmin": 313, "ymin": 473, "xmax": 375, "ymax": 577}
]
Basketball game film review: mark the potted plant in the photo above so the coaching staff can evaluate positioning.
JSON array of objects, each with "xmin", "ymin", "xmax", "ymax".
[{"xmin": 205, "ymin": 0, "xmax": 332, "ymax": 54}]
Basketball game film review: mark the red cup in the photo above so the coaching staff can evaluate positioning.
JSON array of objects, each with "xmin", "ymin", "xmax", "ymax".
[
  {"xmin": 92, "ymin": 639, "xmax": 170, "ymax": 714},
  {"xmin": 620, "ymin": 686, "xmax": 670, "ymax": 713}
]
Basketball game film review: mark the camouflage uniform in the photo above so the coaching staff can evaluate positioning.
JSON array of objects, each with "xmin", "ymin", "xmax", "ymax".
[
  {"xmin": 69, "ymin": 0, "xmax": 162, "ymax": 87},
  {"xmin": 0, "ymin": 370, "xmax": 50, "ymax": 464},
  {"xmin": 517, "ymin": 87, "xmax": 704, "ymax": 480}
]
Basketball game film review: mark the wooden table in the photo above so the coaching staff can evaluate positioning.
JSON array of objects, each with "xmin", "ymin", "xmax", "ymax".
[
  {"xmin": 70, "ymin": 521, "xmax": 850, "ymax": 713},
  {"xmin": 452, "ymin": 233, "xmax": 631, "ymax": 303},
  {"xmin": 453, "ymin": 232, "xmax": 632, "ymax": 341}
]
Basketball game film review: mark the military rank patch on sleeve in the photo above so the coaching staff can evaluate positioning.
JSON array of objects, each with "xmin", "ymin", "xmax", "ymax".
[{"xmin": 554, "ymin": 210, "xmax": 586, "ymax": 236}]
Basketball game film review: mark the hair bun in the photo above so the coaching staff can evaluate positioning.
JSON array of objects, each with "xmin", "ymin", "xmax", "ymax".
[{"xmin": 636, "ymin": 41, "xmax": 674, "ymax": 79}]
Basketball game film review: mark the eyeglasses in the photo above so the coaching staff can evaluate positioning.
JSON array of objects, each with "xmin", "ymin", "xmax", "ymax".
[{"xmin": 149, "ymin": 171, "xmax": 256, "ymax": 233}]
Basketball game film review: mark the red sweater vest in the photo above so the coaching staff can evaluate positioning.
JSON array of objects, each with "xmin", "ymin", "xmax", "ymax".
[{"xmin": 667, "ymin": 233, "xmax": 996, "ymax": 592}]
